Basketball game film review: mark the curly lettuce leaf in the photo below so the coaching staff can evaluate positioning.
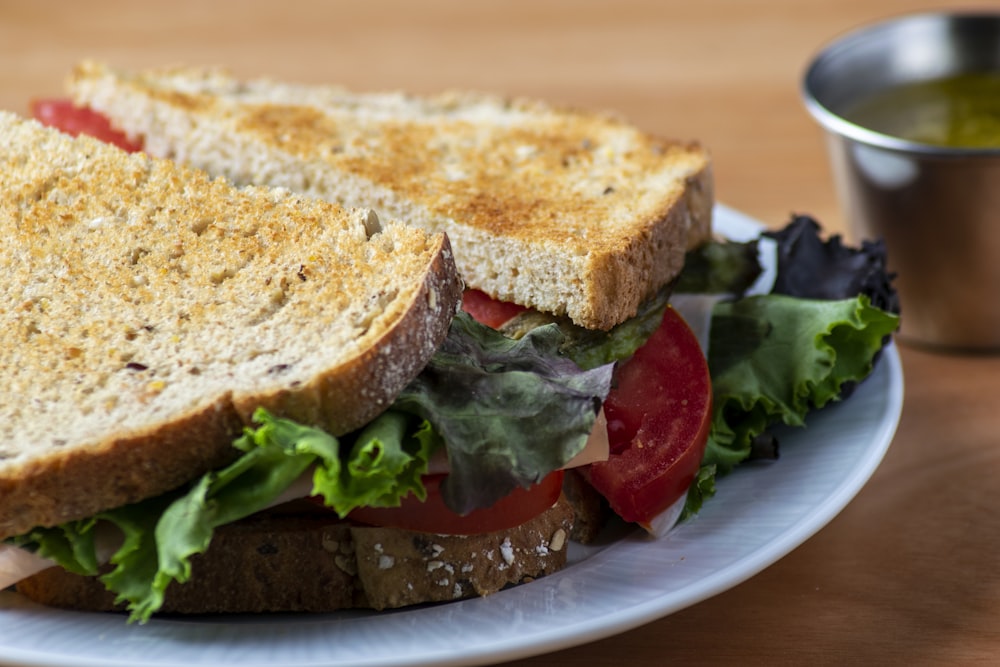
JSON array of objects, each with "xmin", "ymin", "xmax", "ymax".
[
  {"xmin": 704, "ymin": 294, "xmax": 899, "ymax": 473},
  {"xmin": 9, "ymin": 408, "xmax": 436, "ymax": 623},
  {"xmin": 7, "ymin": 518, "xmax": 101, "ymax": 576},
  {"xmin": 394, "ymin": 312, "xmax": 613, "ymax": 514},
  {"xmin": 260, "ymin": 409, "xmax": 437, "ymax": 514},
  {"xmin": 679, "ymin": 294, "xmax": 898, "ymax": 518},
  {"xmin": 765, "ymin": 215, "xmax": 900, "ymax": 314}
]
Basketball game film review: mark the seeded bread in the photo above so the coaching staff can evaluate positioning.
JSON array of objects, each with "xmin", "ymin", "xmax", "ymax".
[
  {"xmin": 68, "ymin": 60, "xmax": 714, "ymax": 331},
  {"xmin": 0, "ymin": 111, "xmax": 461, "ymax": 541},
  {"xmin": 15, "ymin": 497, "xmax": 574, "ymax": 614}
]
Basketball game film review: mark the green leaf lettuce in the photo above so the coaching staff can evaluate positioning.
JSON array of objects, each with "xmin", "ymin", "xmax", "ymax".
[{"xmin": 10, "ymin": 408, "xmax": 436, "ymax": 623}]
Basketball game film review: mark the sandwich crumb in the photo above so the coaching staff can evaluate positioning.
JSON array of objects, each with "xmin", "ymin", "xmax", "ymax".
[{"xmin": 500, "ymin": 537, "xmax": 515, "ymax": 566}]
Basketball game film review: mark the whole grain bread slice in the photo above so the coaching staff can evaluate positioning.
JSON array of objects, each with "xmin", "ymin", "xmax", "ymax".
[
  {"xmin": 68, "ymin": 61, "xmax": 714, "ymax": 331},
  {"xmin": 0, "ymin": 112, "xmax": 461, "ymax": 541},
  {"xmin": 15, "ymin": 496, "xmax": 574, "ymax": 613}
]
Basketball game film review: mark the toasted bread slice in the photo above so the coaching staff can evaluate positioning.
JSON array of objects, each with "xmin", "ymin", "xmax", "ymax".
[
  {"xmin": 16, "ymin": 496, "xmax": 574, "ymax": 613},
  {"xmin": 68, "ymin": 61, "xmax": 713, "ymax": 331},
  {"xmin": 0, "ymin": 111, "xmax": 461, "ymax": 541}
]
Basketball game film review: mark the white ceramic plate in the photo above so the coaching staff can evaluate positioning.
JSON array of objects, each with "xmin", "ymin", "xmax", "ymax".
[{"xmin": 0, "ymin": 204, "xmax": 904, "ymax": 667}]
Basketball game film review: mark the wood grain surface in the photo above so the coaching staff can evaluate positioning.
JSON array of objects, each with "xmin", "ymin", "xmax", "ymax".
[{"xmin": 1, "ymin": 1, "xmax": 995, "ymax": 664}]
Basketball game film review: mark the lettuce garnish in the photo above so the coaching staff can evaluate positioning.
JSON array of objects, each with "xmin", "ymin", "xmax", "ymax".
[
  {"xmin": 679, "ymin": 215, "xmax": 900, "ymax": 516},
  {"xmin": 704, "ymin": 294, "xmax": 898, "ymax": 470}
]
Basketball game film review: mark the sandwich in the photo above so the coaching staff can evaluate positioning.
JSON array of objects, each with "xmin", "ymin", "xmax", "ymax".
[
  {"xmin": 1, "ymin": 62, "xmax": 901, "ymax": 622},
  {"xmin": 0, "ymin": 110, "xmax": 620, "ymax": 618}
]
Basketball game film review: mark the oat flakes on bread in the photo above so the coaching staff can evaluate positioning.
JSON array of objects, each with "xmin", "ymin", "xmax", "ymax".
[
  {"xmin": 0, "ymin": 111, "xmax": 461, "ymax": 541},
  {"xmin": 68, "ymin": 60, "xmax": 714, "ymax": 331}
]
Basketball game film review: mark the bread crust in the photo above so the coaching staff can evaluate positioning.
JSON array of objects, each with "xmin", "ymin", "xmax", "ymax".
[
  {"xmin": 16, "ymin": 497, "xmax": 574, "ymax": 614},
  {"xmin": 0, "ymin": 112, "xmax": 461, "ymax": 540},
  {"xmin": 0, "ymin": 398, "xmax": 244, "ymax": 544},
  {"xmin": 68, "ymin": 61, "xmax": 713, "ymax": 330}
]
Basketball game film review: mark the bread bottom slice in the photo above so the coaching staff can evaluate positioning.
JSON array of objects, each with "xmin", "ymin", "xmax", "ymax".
[{"xmin": 16, "ymin": 497, "xmax": 575, "ymax": 615}]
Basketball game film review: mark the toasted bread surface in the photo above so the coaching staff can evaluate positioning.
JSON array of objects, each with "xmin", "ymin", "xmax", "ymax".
[
  {"xmin": 16, "ymin": 497, "xmax": 574, "ymax": 614},
  {"xmin": 69, "ymin": 61, "xmax": 713, "ymax": 330},
  {"xmin": 0, "ymin": 112, "xmax": 461, "ymax": 540}
]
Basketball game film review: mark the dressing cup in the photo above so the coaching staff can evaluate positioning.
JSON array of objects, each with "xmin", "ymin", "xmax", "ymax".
[{"xmin": 802, "ymin": 11, "xmax": 1000, "ymax": 351}]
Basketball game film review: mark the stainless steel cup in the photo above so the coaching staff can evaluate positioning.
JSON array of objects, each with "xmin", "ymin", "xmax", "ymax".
[{"xmin": 802, "ymin": 11, "xmax": 1000, "ymax": 351}]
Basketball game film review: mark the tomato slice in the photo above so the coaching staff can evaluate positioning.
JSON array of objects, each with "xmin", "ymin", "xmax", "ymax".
[
  {"xmin": 31, "ymin": 98, "xmax": 143, "ymax": 153},
  {"xmin": 461, "ymin": 288, "xmax": 528, "ymax": 328},
  {"xmin": 585, "ymin": 305, "xmax": 711, "ymax": 525},
  {"xmin": 344, "ymin": 471, "xmax": 564, "ymax": 535}
]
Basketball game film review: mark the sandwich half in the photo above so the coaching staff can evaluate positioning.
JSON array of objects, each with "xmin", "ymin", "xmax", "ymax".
[{"xmin": 66, "ymin": 60, "xmax": 714, "ymax": 331}]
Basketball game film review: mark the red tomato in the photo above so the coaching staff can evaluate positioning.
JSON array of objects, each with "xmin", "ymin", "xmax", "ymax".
[
  {"xmin": 345, "ymin": 471, "xmax": 564, "ymax": 535},
  {"xmin": 585, "ymin": 305, "xmax": 712, "ymax": 525},
  {"xmin": 31, "ymin": 98, "xmax": 143, "ymax": 153},
  {"xmin": 461, "ymin": 289, "xmax": 528, "ymax": 328}
]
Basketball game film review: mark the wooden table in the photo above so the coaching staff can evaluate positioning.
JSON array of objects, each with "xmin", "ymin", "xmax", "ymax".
[{"xmin": 2, "ymin": 0, "xmax": 997, "ymax": 664}]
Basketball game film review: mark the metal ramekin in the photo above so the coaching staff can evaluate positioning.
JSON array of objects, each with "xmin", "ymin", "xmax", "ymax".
[{"xmin": 803, "ymin": 11, "xmax": 1000, "ymax": 350}]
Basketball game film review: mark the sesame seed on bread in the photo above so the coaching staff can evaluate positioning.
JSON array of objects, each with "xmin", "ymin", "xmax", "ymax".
[
  {"xmin": 0, "ymin": 111, "xmax": 461, "ymax": 541},
  {"xmin": 69, "ymin": 61, "xmax": 713, "ymax": 331}
]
